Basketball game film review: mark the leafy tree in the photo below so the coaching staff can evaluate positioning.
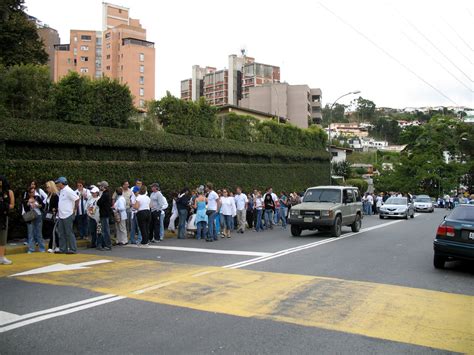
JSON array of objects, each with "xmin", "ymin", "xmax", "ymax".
[
  {"xmin": 52, "ymin": 72, "xmax": 93, "ymax": 125},
  {"xmin": 355, "ymin": 96, "xmax": 376, "ymax": 122},
  {"xmin": 332, "ymin": 161, "xmax": 352, "ymax": 180},
  {"xmin": 322, "ymin": 103, "xmax": 347, "ymax": 126},
  {"xmin": 0, "ymin": 0, "xmax": 48, "ymax": 66},
  {"xmin": 369, "ymin": 117, "xmax": 401, "ymax": 143},
  {"xmin": 219, "ymin": 113, "xmax": 258, "ymax": 141},
  {"xmin": 0, "ymin": 64, "xmax": 53, "ymax": 120},
  {"xmin": 89, "ymin": 77, "xmax": 134, "ymax": 128}
]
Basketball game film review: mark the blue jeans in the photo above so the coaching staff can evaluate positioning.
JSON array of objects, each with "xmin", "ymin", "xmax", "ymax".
[
  {"xmin": 196, "ymin": 221, "xmax": 207, "ymax": 240},
  {"xmin": 178, "ymin": 209, "xmax": 188, "ymax": 239},
  {"xmin": 160, "ymin": 211, "xmax": 165, "ymax": 240},
  {"xmin": 264, "ymin": 209, "xmax": 273, "ymax": 229},
  {"xmin": 279, "ymin": 206, "xmax": 287, "ymax": 228},
  {"xmin": 75, "ymin": 213, "xmax": 88, "ymax": 238},
  {"xmin": 273, "ymin": 208, "xmax": 280, "ymax": 224},
  {"xmin": 223, "ymin": 215, "xmax": 233, "ymax": 231},
  {"xmin": 27, "ymin": 215, "xmax": 45, "ymax": 252},
  {"xmin": 130, "ymin": 215, "xmax": 142, "ymax": 244},
  {"xmin": 215, "ymin": 212, "xmax": 221, "ymax": 237},
  {"xmin": 58, "ymin": 215, "xmax": 77, "ymax": 253},
  {"xmin": 98, "ymin": 217, "xmax": 111, "ymax": 248},
  {"xmin": 207, "ymin": 210, "xmax": 217, "ymax": 240},
  {"xmin": 255, "ymin": 209, "xmax": 263, "ymax": 231}
]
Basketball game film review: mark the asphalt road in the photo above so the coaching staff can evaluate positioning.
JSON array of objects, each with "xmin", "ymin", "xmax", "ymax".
[{"xmin": 1, "ymin": 208, "xmax": 473, "ymax": 354}]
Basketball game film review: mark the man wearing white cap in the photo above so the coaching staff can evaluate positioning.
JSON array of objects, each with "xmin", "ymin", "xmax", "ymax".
[{"xmin": 55, "ymin": 177, "xmax": 79, "ymax": 254}]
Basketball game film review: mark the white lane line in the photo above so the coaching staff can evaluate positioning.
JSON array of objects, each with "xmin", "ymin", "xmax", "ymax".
[
  {"xmin": 0, "ymin": 296, "xmax": 125, "ymax": 333},
  {"xmin": 223, "ymin": 219, "xmax": 404, "ymax": 269},
  {"xmin": 0, "ymin": 294, "xmax": 117, "ymax": 327},
  {"xmin": 133, "ymin": 281, "xmax": 178, "ymax": 295},
  {"xmin": 192, "ymin": 270, "xmax": 213, "ymax": 277},
  {"xmin": 125, "ymin": 244, "xmax": 272, "ymax": 257}
]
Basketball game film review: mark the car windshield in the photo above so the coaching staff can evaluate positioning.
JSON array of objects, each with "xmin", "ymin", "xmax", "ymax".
[
  {"xmin": 304, "ymin": 189, "xmax": 341, "ymax": 203},
  {"xmin": 449, "ymin": 206, "xmax": 474, "ymax": 221},
  {"xmin": 415, "ymin": 198, "xmax": 431, "ymax": 203},
  {"xmin": 385, "ymin": 197, "xmax": 407, "ymax": 205}
]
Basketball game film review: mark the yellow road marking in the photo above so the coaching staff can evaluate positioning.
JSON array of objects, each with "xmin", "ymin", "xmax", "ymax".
[{"xmin": 2, "ymin": 253, "xmax": 473, "ymax": 353}]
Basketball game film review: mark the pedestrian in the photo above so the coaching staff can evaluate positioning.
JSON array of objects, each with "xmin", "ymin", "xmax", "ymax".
[
  {"xmin": 234, "ymin": 187, "xmax": 248, "ymax": 234},
  {"xmin": 375, "ymin": 193, "xmax": 383, "ymax": 214},
  {"xmin": 193, "ymin": 186, "xmax": 208, "ymax": 241},
  {"xmin": 22, "ymin": 187, "xmax": 45, "ymax": 254},
  {"xmin": 134, "ymin": 185, "xmax": 151, "ymax": 245},
  {"xmin": 86, "ymin": 186, "xmax": 100, "ymax": 248},
  {"xmin": 130, "ymin": 186, "xmax": 142, "ymax": 245},
  {"xmin": 55, "ymin": 177, "xmax": 79, "ymax": 254},
  {"xmin": 254, "ymin": 190, "xmax": 264, "ymax": 232},
  {"xmin": 205, "ymin": 183, "xmax": 220, "ymax": 241},
  {"xmin": 278, "ymin": 191, "xmax": 289, "ymax": 229},
  {"xmin": 74, "ymin": 180, "xmax": 90, "ymax": 240},
  {"xmin": 44, "ymin": 181, "xmax": 59, "ymax": 253},
  {"xmin": 113, "ymin": 181, "xmax": 132, "ymax": 233},
  {"xmin": 0, "ymin": 176, "xmax": 15, "ymax": 265},
  {"xmin": 263, "ymin": 187, "xmax": 275, "ymax": 229},
  {"xmin": 114, "ymin": 187, "xmax": 128, "ymax": 246},
  {"xmin": 167, "ymin": 192, "xmax": 178, "ymax": 233},
  {"xmin": 176, "ymin": 187, "xmax": 191, "ymax": 240},
  {"xmin": 246, "ymin": 191, "xmax": 255, "ymax": 230},
  {"xmin": 96, "ymin": 181, "xmax": 112, "ymax": 251},
  {"xmin": 149, "ymin": 182, "xmax": 168, "ymax": 243},
  {"xmin": 220, "ymin": 189, "xmax": 235, "ymax": 238},
  {"xmin": 23, "ymin": 180, "xmax": 47, "ymax": 203}
]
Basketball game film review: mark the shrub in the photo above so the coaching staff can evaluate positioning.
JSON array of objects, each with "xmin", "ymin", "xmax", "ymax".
[{"xmin": 345, "ymin": 178, "xmax": 369, "ymax": 193}]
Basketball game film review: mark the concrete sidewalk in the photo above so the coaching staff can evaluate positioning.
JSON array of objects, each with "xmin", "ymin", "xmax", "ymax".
[{"xmin": 6, "ymin": 230, "xmax": 178, "ymax": 255}]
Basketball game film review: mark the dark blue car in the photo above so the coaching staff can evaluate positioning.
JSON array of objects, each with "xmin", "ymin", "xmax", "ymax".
[{"xmin": 433, "ymin": 204, "xmax": 474, "ymax": 269}]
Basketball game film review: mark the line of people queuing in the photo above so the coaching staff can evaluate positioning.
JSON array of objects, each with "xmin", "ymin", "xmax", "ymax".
[
  {"xmin": 361, "ymin": 191, "xmax": 413, "ymax": 216},
  {"xmin": 1, "ymin": 175, "xmax": 304, "ymax": 264}
]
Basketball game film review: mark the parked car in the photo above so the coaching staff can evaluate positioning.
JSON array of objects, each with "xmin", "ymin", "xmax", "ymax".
[
  {"xmin": 433, "ymin": 204, "xmax": 474, "ymax": 269},
  {"xmin": 288, "ymin": 186, "xmax": 363, "ymax": 238},
  {"xmin": 379, "ymin": 197, "xmax": 415, "ymax": 219},
  {"xmin": 413, "ymin": 195, "xmax": 434, "ymax": 212}
]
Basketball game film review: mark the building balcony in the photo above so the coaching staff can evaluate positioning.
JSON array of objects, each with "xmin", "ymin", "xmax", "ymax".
[
  {"xmin": 122, "ymin": 37, "xmax": 154, "ymax": 48},
  {"xmin": 54, "ymin": 44, "xmax": 70, "ymax": 51}
]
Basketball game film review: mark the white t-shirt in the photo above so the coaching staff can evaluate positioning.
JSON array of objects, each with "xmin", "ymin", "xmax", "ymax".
[
  {"xmin": 115, "ymin": 195, "xmax": 128, "ymax": 220},
  {"xmin": 75, "ymin": 188, "xmax": 91, "ymax": 215},
  {"xmin": 136, "ymin": 194, "xmax": 151, "ymax": 211},
  {"xmin": 234, "ymin": 193, "xmax": 248, "ymax": 211},
  {"xmin": 255, "ymin": 197, "xmax": 264, "ymax": 210},
  {"xmin": 367, "ymin": 195, "xmax": 374, "ymax": 204},
  {"xmin": 207, "ymin": 191, "xmax": 219, "ymax": 211},
  {"xmin": 220, "ymin": 196, "xmax": 235, "ymax": 216},
  {"xmin": 58, "ymin": 185, "xmax": 79, "ymax": 219}
]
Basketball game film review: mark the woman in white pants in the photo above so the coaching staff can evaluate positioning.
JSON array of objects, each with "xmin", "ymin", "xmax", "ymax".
[
  {"xmin": 114, "ymin": 187, "xmax": 128, "ymax": 245},
  {"xmin": 167, "ymin": 193, "xmax": 178, "ymax": 233}
]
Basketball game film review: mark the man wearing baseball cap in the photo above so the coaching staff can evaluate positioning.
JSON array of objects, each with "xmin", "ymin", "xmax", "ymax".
[{"xmin": 55, "ymin": 176, "xmax": 79, "ymax": 254}]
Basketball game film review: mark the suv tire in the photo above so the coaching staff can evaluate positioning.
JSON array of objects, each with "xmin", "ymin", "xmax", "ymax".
[
  {"xmin": 331, "ymin": 216, "xmax": 342, "ymax": 238},
  {"xmin": 291, "ymin": 225, "xmax": 302, "ymax": 237},
  {"xmin": 433, "ymin": 254, "xmax": 446, "ymax": 269},
  {"xmin": 351, "ymin": 213, "xmax": 361, "ymax": 232}
]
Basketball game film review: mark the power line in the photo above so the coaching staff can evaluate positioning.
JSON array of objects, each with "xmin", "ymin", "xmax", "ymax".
[
  {"xmin": 402, "ymin": 32, "xmax": 472, "ymax": 93},
  {"xmin": 317, "ymin": 1, "xmax": 459, "ymax": 105},
  {"xmin": 399, "ymin": 13, "xmax": 473, "ymax": 83},
  {"xmin": 444, "ymin": 20, "xmax": 473, "ymax": 52},
  {"xmin": 437, "ymin": 27, "xmax": 473, "ymax": 65}
]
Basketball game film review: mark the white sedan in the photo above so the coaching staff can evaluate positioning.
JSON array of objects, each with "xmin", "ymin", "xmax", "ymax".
[
  {"xmin": 379, "ymin": 197, "xmax": 415, "ymax": 219},
  {"xmin": 413, "ymin": 196, "xmax": 434, "ymax": 212}
]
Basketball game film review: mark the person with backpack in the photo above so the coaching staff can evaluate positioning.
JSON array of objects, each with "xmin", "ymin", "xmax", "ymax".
[
  {"xmin": 0, "ymin": 176, "xmax": 15, "ymax": 265},
  {"xmin": 176, "ymin": 187, "xmax": 191, "ymax": 240}
]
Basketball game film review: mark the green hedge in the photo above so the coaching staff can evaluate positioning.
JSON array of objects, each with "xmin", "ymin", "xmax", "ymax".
[{"xmin": 4, "ymin": 160, "xmax": 329, "ymax": 195}]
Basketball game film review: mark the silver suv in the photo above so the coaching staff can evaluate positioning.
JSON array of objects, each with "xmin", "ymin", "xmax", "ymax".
[{"xmin": 288, "ymin": 186, "xmax": 363, "ymax": 237}]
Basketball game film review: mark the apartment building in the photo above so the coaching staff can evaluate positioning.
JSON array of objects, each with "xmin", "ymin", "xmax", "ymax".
[
  {"xmin": 239, "ymin": 83, "xmax": 322, "ymax": 129},
  {"xmin": 29, "ymin": 16, "xmax": 61, "ymax": 81},
  {"xmin": 53, "ymin": 3, "xmax": 155, "ymax": 108},
  {"xmin": 180, "ymin": 53, "xmax": 280, "ymax": 107}
]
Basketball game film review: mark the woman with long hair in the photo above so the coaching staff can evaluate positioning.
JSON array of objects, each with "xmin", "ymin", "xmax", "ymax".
[
  {"xmin": 44, "ymin": 181, "xmax": 59, "ymax": 253},
  {"xmin": 220, "ymin": 189, "xmax": 236, "ymax": 238},
  {"xmin": 134, "ymin": 185, "xmax": 151, "ymax": 245},
  {"xmin": 22, "ymin": 187, "xmax": 46, "ymax": 253}
]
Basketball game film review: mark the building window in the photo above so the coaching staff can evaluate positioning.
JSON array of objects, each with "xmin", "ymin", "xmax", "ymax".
[
  {"xmin": 81, "ymin": 35, "xmax": 92, "ymax": 41},
  {"xmin": 106, "ymin": 54, "xmax": 110, "ymax": 59},
  {"xmin": 139, "ymin": 88, "xmax": 144, "ymax": 96},
  {"xmin": 139, "ymin": 76, "xmax": 144, "ymax": 85},
  {"xmin": 73, "ymin": 48, "xmax": 77, "ymax": 55},
  {"xmin": 139, "ymin": 65, "xmax": 144, "ymax": 73},
  {"xmin": 80, "ymin": 67, "xmax": 89, "ymax": 73},
  {"xmin": 73, "ymin": 36, "xmax": 77, "ymax": 42},
  {"xmin": 120, "ymin": 65, "xmax": 123, "ymax": 71},
  {"xmin": 106, "ymin": 65, "xmax": 110, "ymax": 70},
  {"xmin": 105, "ymin": 32, "xmax": 111, "ymax": 39},
  {"xmin": 80, "ymin": 56, "xmax": 88, "ymax": 62},
  {"xmin": 67, "ymin": 58, "xmax": 71, "ymax": 64},
  {"xmin": 106, "ymin": 43, "xmax": 111, "ymax": 49},
  {"xmin": 139, "ymin": 53, "xmax": 144, "ymax": 62},
  {"xmin": 80, "ymin": 45, "xmax": 89, "ymax": 51},
  {"xmin": 139, "ymin": 99, "xmax": 145, "ymax": 107}
]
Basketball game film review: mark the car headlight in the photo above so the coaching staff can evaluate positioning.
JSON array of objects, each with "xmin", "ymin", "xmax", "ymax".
[
  {"xmin": 321, "ymin": 210, "xmax": 332, "ymax": 217},
  {"xmin": 290, "ymin": 210, "xmax": 299, "ymax": 216}
]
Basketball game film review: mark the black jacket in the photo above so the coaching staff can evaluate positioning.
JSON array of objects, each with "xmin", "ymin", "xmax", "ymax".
[{"xmin": 97, "ymin": 190, "xmax": 112, "ymax": 218}]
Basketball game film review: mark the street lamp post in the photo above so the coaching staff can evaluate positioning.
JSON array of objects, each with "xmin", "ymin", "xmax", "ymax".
[{"xmin": 328, "ymin": 90, "xmax": 361, "ymax": 184}]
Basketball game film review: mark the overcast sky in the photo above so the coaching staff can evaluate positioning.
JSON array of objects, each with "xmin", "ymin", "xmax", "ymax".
[{"xmin": 25, "ymin": 0, "xmax": 473, "ymax": 108}]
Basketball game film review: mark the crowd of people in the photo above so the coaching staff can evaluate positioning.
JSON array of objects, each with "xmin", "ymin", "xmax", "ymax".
[{"xmin": 0, "ymin": 176, "xmax": 304, "ymax": 264}]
